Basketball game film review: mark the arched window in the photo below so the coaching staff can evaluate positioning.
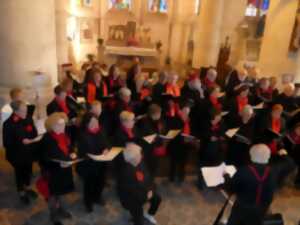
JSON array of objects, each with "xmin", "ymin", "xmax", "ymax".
[
  {"xmin": 245, "ymin": 0, "xmax": 270, "ymax": 17},
  {"xmin": 108, "ymin": 0, "xmax": 132, "ymax": 10},
  {"xmin": 148, "ymin": 0, "xmax": 168, "ymax": 13}
]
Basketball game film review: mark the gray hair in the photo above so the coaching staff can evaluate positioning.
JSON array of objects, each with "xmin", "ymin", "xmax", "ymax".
[
  {"xmin": 250, "ymin": 144, "xmax": 271, "ymax": 164},
  {"xmin": 123, "ymin": 142, "xmax": 142, "ymax": 166},
  {"xmin": 119, "ymin": 87, "xmax": 132, "ymax": 97}
]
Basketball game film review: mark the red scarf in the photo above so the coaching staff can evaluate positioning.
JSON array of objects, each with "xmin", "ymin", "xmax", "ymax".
[
  {"xmin": 204, "ymin": 77, "xmax": 215, "ymax": 89},
  {"xmin": 236, "ymin": 95, "xmax": 248, "ymax": 112},
  {"xmin": 50, "ymin": 132, "xmax": 70, "ymax": 156},
  {"xmin": 167, "ymin": 102, "xmax": 179, "ymax": 117},
  {"xmin": 121, "ymin": 126, "xmax": 134, "ymax": 139},
  {"xmin": 140, "ymin": 88, "xmax": 151, "ymax": 100},
  {"xmin": 12, "ymin": 113, "xmax": 22, "ymax": 123},
  {"xmin": 87, "ymin": 82, "xmax": 96, "ymax": 104},
  {"xmin": 166, "ymin": 84, "xmax": 180, "ymax": 97},
  {"xmin": 55, "ymin": 97, "xmax": 70, "ymax": 115},
  {"xmin": 272, "ymin": 118, "xmax": 281, "ymax": 133},
  {"xmin": 135, "ymin": 170, "xmax": 144, "ymax": 182},
  {"xmin": 209, "ymin": 95, "xmax": 222, "ymax": 111},
  {"xmin": 102, "ymin": 82, "xmax": 108, "ymax": 97}
]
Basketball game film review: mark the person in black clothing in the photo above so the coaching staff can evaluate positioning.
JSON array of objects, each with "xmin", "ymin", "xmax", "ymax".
[
  {"xmin": 198, "ymin": 108, "xmax": 226, "ymax": 189},
  {"xmin": 2, "ymin": 100, "xmax": 40, "ymax": 204},
  {"xmin": 136, "ymin": 104, "xmax": 168, "ymax": 176},
  {"xmin": 77, "ymin": 113, "xmax": 111, "ymax": 212},
  {"xmin": 227, "ymin": 105, "xmax": 257, "ymax": 167},
  {"xmin": 225, "ymin": 144, "xmax": 277, "ymax": 225},
  {"xmin": 41, "ymin": 112, "xmax": 76, "ymax": 225},
  {"xmin": 152, "ymin": 71, "xmax": 168, "ymax": 104},
  {"xmin": 117, "ymin": 142, "xmax": 161, "ymax": 225},
  {"xmin": 167, "ymin": 100, "xmax": 196, "ymax": 183}
]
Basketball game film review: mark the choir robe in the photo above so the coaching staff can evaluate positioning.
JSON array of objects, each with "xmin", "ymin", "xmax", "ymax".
[
  {"xmin": 76, "ymin": 128, "xmax": 111, "ymax": 177},
  {"xmin": 152, "ymin": 82, "xmax": 165, "ymax": 105},
  {"xmin": 273, "ymin": 93, "xmax": 299, "ymax": 118},
  {"xmin": 224, "ymin": 96, "xmax": 253, "ymax": 128},
  {"xmin": 76, "ymin": 128, "xmax": 111, "ymax": 208},
  {"xmin": 40, "ymin": 133, "xmax": 74, "ymax": 196},
  {"xmin": 225, "ymin": 163, "xmax": 277, "ymax": 225},
  {"xmin": 117, "ymin": 161, "xmax": 161, "ymax": 225},
  {"xmin": 46, "ymin": 97, "xmax": 77, "ymax": 119},
  {"xmin": 255, "ymin": 87, "xmax": 273, "ymax": 104},
  {"xmin": 105, "ymin": 75, "xmax": 123, "ymax": 95},
  {"xmin": 136, "ymin": 116, "xmax": 168, "ymax": 175},
  {"xmin": 225, "ymin": 71, "xmax": 252, "ymax": 97},
  {"xmin": 226, "ymin": 117, "xmax": 257, "ymax": 168},
  {"xmin": 84, "ymin": 81, "xmax": 108, "ymax": 105},
  {"xmin": 3, "ymin": 114, "xmax": 39, "ymax": 165},
  {"xmin": 199, "ymin": 121, "xmax": 226, "ymax": 167}
]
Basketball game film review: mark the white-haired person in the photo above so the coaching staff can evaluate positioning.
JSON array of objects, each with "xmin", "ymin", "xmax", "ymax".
[
  {"xmin": 203, "ymin": 67, "xmax": 218, "ymax": 90},
  {"xmin": 40, "ymin": 112, "xmax": 77, "ymax": 225},
  {"xmin": 2, "ymin": 100, "xmax": 40, "ymax": 205},
  {"xmin": 117, "ymin": 142, "xmax": 161, "ymax": 225},
  {"xmin": 226, "ymin": 105, "xmax": 257, "ymax": 168},
  {"xmin": 225, "ymin": 144, "xmax": 276, "ymax": 225}
]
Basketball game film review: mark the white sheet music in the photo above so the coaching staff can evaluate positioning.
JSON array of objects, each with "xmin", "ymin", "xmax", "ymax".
[
  {"xmin": 159, "ymin": 129, "xmax": 181, "ymax": 140},
  {"xmin": 201, "ymin": 163, "xmax": 237, "ymax": 187},
  {"xmin": 225, "ymin": 128, "xmax": 239, "ymax": 138},
  {"xmin": 35, "ymin": 118, "xmax": 46, "ymax": 135},
  {"xmin": 143, "ymin": 134, "xmax": 157, "ymax": 144},
  {"xmin": 87, "ymin": 147, "xmax": 123, "ymax": 161}
]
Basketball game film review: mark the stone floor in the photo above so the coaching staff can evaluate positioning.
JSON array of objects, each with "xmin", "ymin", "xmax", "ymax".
[{"xmin": 0, "ymin": 150, "xmax": 300, "ymax": 225}]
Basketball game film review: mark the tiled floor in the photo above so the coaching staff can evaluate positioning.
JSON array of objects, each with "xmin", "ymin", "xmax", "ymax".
[{"xmin": 0, "ymin": 151, "xmax": 300, "ymax": 225}]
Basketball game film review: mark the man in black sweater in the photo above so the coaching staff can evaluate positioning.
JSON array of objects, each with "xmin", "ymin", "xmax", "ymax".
[
  {"xmin": 117, "ymin": 142, "xmax": 161, "ymax": 225},
  {"xmin": 225, "ymin": 144, "xmax": 277, "ymax": 225}
]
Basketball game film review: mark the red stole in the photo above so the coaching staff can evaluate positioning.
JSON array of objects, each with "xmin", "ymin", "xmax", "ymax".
[
  {"xmin": 289, "ymin": 131, "xmax": 300, "ymax": 144},
  {"xmin": 50, "ymin": 132, "xmax": 70, "ymax": 156},
  {"xmin": 12, "ymin": 113, "xmax": 22, "ymax": 123},
  {"xmin": 87, "ymin": 82, "xmax": 97, "ymax": 104},
  {"xmin": 102, "ymin": 82, "xmax": 108, "ymax": 97},
  {"xmin": 209, "ymin": 95, "xmax": 222, "ymax": 111},
  {"xmin": 166, "ymin": 102, "xmax": 179, "ymax": 117},
  {"xmin": 121, "ymin": 126, "xmax": 134, "ymax": 139},
  {"xmin": 204, "ymin": 77, "xmax": 215, "ymax": 89},
  {"xmin": 248, "ymin": 165, "xmax": 270, "ymax": 205},
  {"xmin": 140, "ymin": 88, "xmax": 151, "ymax": 100},
  {"xmin": 135, "ymin": 170, "xmax": 144, "ymax": 182},
  {"xmin": 55, "ymin": 97, "xmax": 70, "ymax": 115},
  {"xmin": 271, "ymin": 118, "xmax": 281, "ymax": 133},
  {"xmin": 211, "ymin": 122, "xmax": 220, "ymax": 132},
  {"xmin": 236, "ymin": 96, "xmax": 248, "ymax": 112},
  {"xmin": 166, "ymin": 84, "xmax": 180, "ymax": 97}
]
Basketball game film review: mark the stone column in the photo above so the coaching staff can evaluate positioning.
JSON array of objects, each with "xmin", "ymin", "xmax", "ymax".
[
  {"xmin": 0, "ymin": 0, "xmax": 58, "ymax": 88},
  {"xmin": 193, "ymin": 0, "xmax": 225, "ymax": 68}
]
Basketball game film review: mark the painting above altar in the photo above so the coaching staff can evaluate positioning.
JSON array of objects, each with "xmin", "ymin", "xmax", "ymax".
[
  {"xmin": 106, "ymin": 21, "xmax": 155, "ymax": 49},
  {"xmin": 108, "ymin": 0, "xmax": 132, "ymax": 10}
]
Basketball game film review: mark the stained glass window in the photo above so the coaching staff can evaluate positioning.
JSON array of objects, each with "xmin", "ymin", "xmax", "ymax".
[
  {"xmin": 108, "ymin": 0, "xmax": 132, "ymax": 10},
  {"xmin": 148, "ymin": 0, "xmax": 168, "ymax": 13},
  {"xmin": 245, "ymin": 0, "xmax": 270, "ymax": 17},
  {"xmin": 195, "ymin": 0, "xmax": 201, "ymax": 15}
]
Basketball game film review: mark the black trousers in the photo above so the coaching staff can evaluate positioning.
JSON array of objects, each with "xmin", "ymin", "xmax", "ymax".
[
  {"xmin": 227, "ymin": 201, "xmax": 267, "ymax": 225},
  {"xmin": 128, "ymin": 193, "xmax": 161, "ymax": 225},
  {"xmin": 82, "ymin": 171, "xmax": 105, "ymax": 207},
  {"xmin": 12, "ymin": 163, "xmax": 33, "ymax": 192},
  {"xmin": 169, "ymin": 156, "xmax": 186, "ymax": 182}
]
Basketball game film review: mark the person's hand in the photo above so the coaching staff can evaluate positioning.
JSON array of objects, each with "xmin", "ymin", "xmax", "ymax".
[
  {"xmin": 103, "ymin": 149, "xmax": 110, "ymax": 155},
  {"xmin": 70, "ymin": 153, "xmax": 77, "ymax": 160},
  {"xmin": 147, "ymin": 191, "xmax": 153, "ymax": 200},
  {"xmin": 278, "ymin": 149, "xmax": 288, "ymax": 156},
  {"xmin": 211, "ymin": 136, "xmax": 218, "ymax": 142},
  {"xmin": 22, "ymin": 138, "xmax": 32, "ymax": 145}
]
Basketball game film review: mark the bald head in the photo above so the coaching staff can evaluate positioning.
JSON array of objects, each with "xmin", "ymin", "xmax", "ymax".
[
  {"xmin": 250, "ymin": 144, "xmax": 271, "ymax": 164},
  {"xmin": 123, "ymin": 142, "xmax": 142, "ymax": 166}
]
